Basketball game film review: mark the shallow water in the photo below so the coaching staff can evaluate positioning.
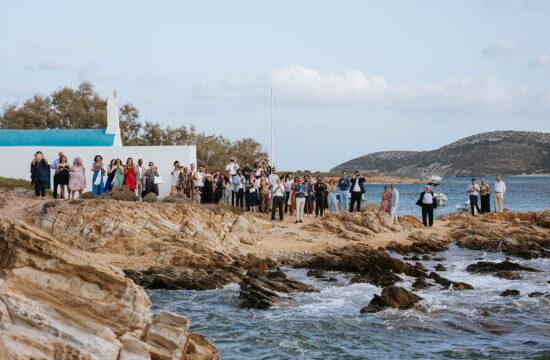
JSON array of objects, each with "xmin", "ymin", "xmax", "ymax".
[
  {"xmin": 149, "ymin": 245, "xmax": 550, "ymax": 359},
  {"xmin": 362, "ymin": 176, "xmax": 550, "ymax": 216}
]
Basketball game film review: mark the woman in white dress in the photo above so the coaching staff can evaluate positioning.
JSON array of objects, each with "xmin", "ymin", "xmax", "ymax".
[{"xmin": 170, "ymin": 160, "xmax": 182, "ymax": 195}]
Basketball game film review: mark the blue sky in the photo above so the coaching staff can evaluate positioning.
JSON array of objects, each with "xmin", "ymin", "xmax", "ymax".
[{"xmin": 1, "ymin": 0, "xmax": 550, "ymax": 170}]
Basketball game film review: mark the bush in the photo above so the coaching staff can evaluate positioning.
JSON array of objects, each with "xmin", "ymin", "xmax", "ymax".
[
  {"xmin": 111, "ymin": 186, "xmax": 138, "ymax": 202},
  {"xmin": 142, "ymin": 192, "xmax": 159, "ymax": 203},
  {"xmin": 161, "ymin": 193, "xmax": 190, "ymax": 204},
  {"xmin": 0, "ymin": 177, "xmax": 53, "ymax": 195}
]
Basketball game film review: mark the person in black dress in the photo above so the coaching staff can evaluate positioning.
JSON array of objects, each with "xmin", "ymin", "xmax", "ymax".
[
  {"xmin": 30, "ymin": 151, "xmax": 49, "ymax": 199},
  {"xmin": 201, "ymin": 170, "xmax": 214, "ymax": 204},
  {"xmin": 56, "ymin": 155, "xmax": 70, "ymax": 199}
]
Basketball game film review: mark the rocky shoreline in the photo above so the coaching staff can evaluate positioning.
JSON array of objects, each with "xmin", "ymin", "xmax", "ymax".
[{"xmin": 1, "ymin": 186, "xmax": 549, "ymax": 357}]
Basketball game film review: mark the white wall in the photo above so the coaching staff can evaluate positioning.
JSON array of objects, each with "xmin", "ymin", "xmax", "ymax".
[{"xmin": 4, "ymin": 145, "xmax": 196, "ymax": 196}]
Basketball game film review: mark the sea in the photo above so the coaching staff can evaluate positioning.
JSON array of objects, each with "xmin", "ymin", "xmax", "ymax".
[{"xmin": 149, "ymin": 176, "xmax": 550, "ymax": 359}]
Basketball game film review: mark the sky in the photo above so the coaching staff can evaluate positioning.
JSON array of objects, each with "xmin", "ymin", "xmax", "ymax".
[{"xmin": 1, "ymin": 0, "xmax": 550, "ymax": 171}]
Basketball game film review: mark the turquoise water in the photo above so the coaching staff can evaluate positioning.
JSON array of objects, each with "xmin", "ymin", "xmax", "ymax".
[
  {"xmin": 362, "ymin": 176, "xmax": 550, "ymax": 216},
  {"xmin": 149, "ymin": 176, "xmax": 550, "ymax": 359}
]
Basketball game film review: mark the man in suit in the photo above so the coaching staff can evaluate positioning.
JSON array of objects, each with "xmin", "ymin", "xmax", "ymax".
[
  {"xmin": 417, "ymin": 185, "xmax": 437, "ymax": 227},
  {"xmin": 136, "ymin": 159, "xmax": 147, "ymax": 201},
  {"xmin": 390, "ymin": 183, "xmax": 400, "ymax": 224},
  {"xmin": 349, "ymin": 171, "xmax": 366, "ymax": 213}
]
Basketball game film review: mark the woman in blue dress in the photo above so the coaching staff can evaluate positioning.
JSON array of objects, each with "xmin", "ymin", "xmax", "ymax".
[
  {"xmin": 327, "ymin": 179, "xmax": 338, "ymax": 212},
  {"xmin": 103, "ymin": 159, "xmax": 116, "ymax": 193},
  {"xmin": 91, "ymin": 155, "xmax": 104, "ymax": 197}
]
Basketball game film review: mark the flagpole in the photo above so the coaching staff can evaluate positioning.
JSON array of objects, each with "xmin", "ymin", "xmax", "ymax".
[{"xmin": 270, "ymin": 88, "xmax": 274, "ymax": 167}]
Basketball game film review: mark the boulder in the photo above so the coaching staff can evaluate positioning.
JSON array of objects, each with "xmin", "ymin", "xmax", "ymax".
[
  {"xmin": 142, "ymin": 192, "xmax": 159, "ymax": 203},
  {"xmin": 81, "ymin": 191, "xmax": 93, "ymax": 199},
  {"xmin": 465, "ymin": 260, "xmax": 540, "ymax": 279},
  {"xmin": 434, "ymin": 264, "xmax": 447, "ymax": 272},
  {"xmin": 429, "ymin": 272, "xmax": 474, "ymax": 290},
  {"xmin": 536, "ymin": 210, "xmax": 550, "ymax": 228},
  {"xmin": 0, "ymin": 219, "xmax": 217, "ymax": 360},
  {"xmin": 239, "ymin": 270, "xmax": 315, "ymax": 309},
  {"xmin": 500, "ymin": 289, "xmax": 520, "ymax": 297},
  {"xmin": 184, "ymin": 333, "xmax": 220, "ymax": 360},
  {"xmin": 360, "ymin": 286, "xmax": 422, "ymax": 313}
]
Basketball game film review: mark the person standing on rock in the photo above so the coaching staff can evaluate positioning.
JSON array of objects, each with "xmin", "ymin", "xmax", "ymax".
[
  {"xmin": 284, "ymin": 174, "xmax": 294, "ymax": 214},
  {"xmin": 314, "ymin": 176, "xmax": 327, "ymax": 217},
  {"xmin": 479, "ymin": 178, "xmax": 491, "ymax": 214},
  {"xmin": 170, "ymin": 161, "xmax": 182, "ymax": 195},
  {"xmin": 194, "ymin": 167, "xmax": 204, "ymax": 197},
  {"xmin": 390, "ymin": 184, "xmax": 400, "ymax": 225},
  {"xmin": 233, "ymin": 169, "xmax": 245, "ymax": 209},
  {"xmin": 379, "ymin": 185, "xmax": 391, "ymax": 214},
  {"xmin": 494, "ymin": 176, "xmax": 506, "ymax": 213},
  {"xmin": 337, "ymin": 171, "xmax": 350, "ymax": 212},
  {"xmin": 327, "ymin": 179, "xmax": 338, "ymax": 212},
  {"xmin": 136, "ymin": 159, "xmax": 147, "ymax": 200},
  {"xmin": 91, "ymin": 155, "xmax": 104, "ymax": 198},
  {"xmin": 123, "ymin": 158, "xmax": 137, "ymax": 192},
  {"xmin": 349, "ymin": 171, "xmax": 366, "ymax": 213},
  {"xmin": 31, "ymin": 151, "xmax": 50, "ymax": 199},
  {"xmin": 271, "ymin": 177, "xmax": 285, "ymax": 222},
  {"xmin": 50, "ymin": 151, "xmax": 64, "ymax": 199},
  {"xmin": 245, "ymin": 173, "xmax": 259, "ymax": 211},
  {"xmin": 294, "ymin": 177, "xmax": 307, "ymax": 223},
  {"xmin": 268, "ymin": 168, "xmax": 279, "ymax": 208},
  {"xmin": 69, "ymin": 157, "xmax": 86, "ymax": 199},
  {"xmin": 144, "ymin": 162, "xmax": 159, "ymax": 196},
  {"xmin": 467, "ymin": 178, "xmax": 481, "ymax": 216},
  {"xmin": 417, "ymin": 185, "xmax": 436, "ymax": 227},
  {"xmin": 226, "ymin": 157, "xmax": 239, "ymax": 205}
]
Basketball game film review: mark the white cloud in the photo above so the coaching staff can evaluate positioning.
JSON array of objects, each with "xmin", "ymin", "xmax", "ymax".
[
  {"xmin": 483, "ymin": 41, "xmax": 523, "ymax": 56},
  {"xmin": 195, "ymin": 65, "xmax": 523, "ymax": 113},
  {"xmin": 530, "ymin": 52, "xmax": 550, "ymax": 68},
  {"xmin": 77, "ymin": 64, "xmax": 113, "ymax": 82}
]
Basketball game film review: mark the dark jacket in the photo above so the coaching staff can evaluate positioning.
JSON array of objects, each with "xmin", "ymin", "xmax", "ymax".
[
  {"xmin": 349, "ymin": 177, "xmax": 366, "ymax": 193},
  {"xmin": 337, "ymin": 177, "xmax": 350, "ymax": 191},
  {"xmin": 416, "ymin": 191, "xmax": 437, "ymax": 208},
  {"xmin": 30, "ymin": 160, "xmax": 50, "ymax": 183},
  {"xmin": 314, "ymin": 181, "xmax": 327, "ymax": 197}
]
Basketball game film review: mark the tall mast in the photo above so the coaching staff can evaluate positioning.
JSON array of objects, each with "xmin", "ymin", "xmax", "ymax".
[{"xmin": 270, "ymin": 88, "xmax": 274, "ymax": 167}]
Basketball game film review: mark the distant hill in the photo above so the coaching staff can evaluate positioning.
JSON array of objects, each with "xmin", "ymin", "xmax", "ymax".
[{"xmin": 331, "ymin": 131, "xmax": 550, "ymax": 177}]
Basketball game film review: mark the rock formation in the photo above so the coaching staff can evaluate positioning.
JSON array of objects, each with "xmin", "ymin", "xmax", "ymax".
[
  {"xmin": 0, "ymin": 219, "xmax": 218, "ymax": 360},
  {"xmin": 466, "ymin": 260, "xmax": 540, "ymax": 279},
  {"xmin": 360, "ymin": 286, "xmax": 422, "ymax": 313},
  {"xmin": 239, "ymin": 269, "xmax": 316, "ymax": 309},
  {"xmin": 331, "ymin": 131, "xmax": 550, "ymax": 176}
]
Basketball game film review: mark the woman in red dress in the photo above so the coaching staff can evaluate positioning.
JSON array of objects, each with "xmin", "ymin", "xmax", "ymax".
[
  {"xmin": 123, "ymin": 157, "xmax": 138, "ymax": 191},
  {"xmin": 379, "ymin": 185, "xmax": 392, "ymax": 214}
]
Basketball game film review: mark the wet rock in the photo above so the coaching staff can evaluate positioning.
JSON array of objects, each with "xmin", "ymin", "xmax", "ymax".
[
  {"xmin": 465, "ymin": 260, "xmax": 540, "ymax": 279},
  {"xmin": 434, "ymin": 264, "xmax": 447, "ymax": 272},
  {"xmin": 386, "ymin": 234, "xmax": 449, "ymax": 255},
  {"xmin": 239, "ymin": 270, "xmax": 316, "ymax": 309},
  {"xmin": 306, "ymin": 269, "xmax": 338, "ymax": 282},
  {"xmin": 412, "ymin": 278, "xmax": 431, "ymax": 290},
  {"xmin": 500, "ymin": 289, "xmax": 520, "ymax": 296},
  {"xmin": 184, "ymin": 333, "xmax": 220, "ymax": 360},
  {"xmin": 300, "ymin": 245, "xmax": 427, "ymax": 288},
  {"xmin": 528, "ymin": 292, "xmax": 549, "ymax": 298},
  {"xmin": 411, "ymin": 255, "xmax": 420, "ymax": 261},
  {"xmin": 422, "ymin": 255, "xmax": 432, "ymax": 261},
  {"xmin": 429, "ymin": 272, "xmax": 474, "ymax": 290},
  {"xmin": 360, "ymin": 286, "xmax": 422, "ymax": 313},
  {"xmin": 125, "ymin": 266, "xmax": 244, "ymax": 290}
]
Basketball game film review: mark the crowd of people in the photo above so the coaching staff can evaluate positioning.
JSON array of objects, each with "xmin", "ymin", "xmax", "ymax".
[{"xmin": 30, "ymin": 152, "xmax": 508, "ymax": 227}]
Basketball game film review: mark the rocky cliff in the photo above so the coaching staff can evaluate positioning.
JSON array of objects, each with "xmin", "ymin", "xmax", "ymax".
[
  {"xmin": 0, "ymin": 219, "xmax": 219, "ymax": 360},
  {"xmin": 331, "ymin": 131, "xmax": 550, "ymax": 177}
]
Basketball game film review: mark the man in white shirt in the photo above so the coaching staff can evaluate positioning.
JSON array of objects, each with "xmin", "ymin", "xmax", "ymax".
[
  {"xmin": 226, "ymin": 158, "xmax": 239, "ymax": 205},
  {"xmin": 271, "ymin": 177, "xmax": 285, "ymax": 222},
  {"xmin": 389, "ymin": 183, "xmax": 400, "ymax": 225},
  {"xmin": 268, "ymin": 168, "xmax": 279, "ymax": 207},
  {"xmin": 418, "ymin": 185, "xmax": 435, "ymax": 227},
  {"xmin": 493, "ymin": 176, "xmax": 506, "ymax": 213},
  {"xmin": 284, "ymin": 175, "xmax": 294, "ymax": 214},
  {"xmin": 467, "ymin": 178, "xmax": 481, "ymax": 215},
  {"xmin": 136, "ymin": 159, "xmax": 147, "ymax": 201},
  {"xmin": 195, "ymin": 167, "xmax": 205, "ymax": 195}
]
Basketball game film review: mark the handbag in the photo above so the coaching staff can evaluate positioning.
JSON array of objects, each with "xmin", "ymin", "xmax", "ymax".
[
  {"xmin": 249, "ymin": 187, "xmax": 256, "ymax": 193},
  {"xmin": 154, "ymin": 176, "xmax": 163, "ymax": 184}
]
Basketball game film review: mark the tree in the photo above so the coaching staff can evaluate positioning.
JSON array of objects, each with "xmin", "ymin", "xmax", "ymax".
[{"xmin": 0, "ymin": 82, "xmax": 267, "ymax": 170}]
